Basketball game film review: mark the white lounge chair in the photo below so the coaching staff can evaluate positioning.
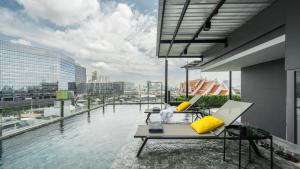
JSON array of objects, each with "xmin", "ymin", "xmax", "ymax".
[{"xmin": 135, "ymin": 100, "xmax": 254, "ymax": 157}]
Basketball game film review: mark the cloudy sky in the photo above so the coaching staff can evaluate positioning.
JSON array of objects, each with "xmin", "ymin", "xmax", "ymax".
[{"xmin": 0, "ymin": 0, "xmax": 240, "ymax": 87}]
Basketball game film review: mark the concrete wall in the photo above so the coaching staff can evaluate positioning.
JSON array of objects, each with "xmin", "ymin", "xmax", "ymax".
[{"xmin": 241, "ymin": 59, "xmax": 286, "ymax": 139}]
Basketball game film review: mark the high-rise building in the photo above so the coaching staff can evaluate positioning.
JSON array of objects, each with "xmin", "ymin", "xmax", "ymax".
[
  {"xmin": 91, "ymin": 71, "xmax": 98, "ymax": 82},
  {"xmin": 75, "ymin": 64, "xmax": 87, "ymax": 84},
  {"xmin": 0, "ymin": 40, "xmax": 75, "ymax": 91},
  {"xmin": 98, "ymin": 75, "xmax": 110, "ymax": 83}
]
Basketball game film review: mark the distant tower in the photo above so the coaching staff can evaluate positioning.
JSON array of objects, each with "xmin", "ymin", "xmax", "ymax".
[{"xmin": 92, "ymin": 71, "xmax": 98, "ymax": 82}]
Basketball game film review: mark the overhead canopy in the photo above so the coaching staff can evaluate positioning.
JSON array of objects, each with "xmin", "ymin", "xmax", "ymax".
[
  {"xmin": 156, "ymin": 0, "xmax": 276, "ymax": 58},
  {"xmin": 181, "ymin": 59, "xmax": 203, "ymax": 69}
]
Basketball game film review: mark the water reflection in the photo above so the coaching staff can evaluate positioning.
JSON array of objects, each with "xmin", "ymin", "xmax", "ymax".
[
  {"xmin": 59, "ymin": 120, "xmax": 64, "ymax": 134},
  {"xmin": 0, "ymin": 140, "xmax": 2, "ymax": 159},
  {"xmin": 102, "ymin": 106, "xmax": 105, "ymax": 116},
  {"xmin": 0, "ymin": 104, "xmax": 160, "ymax": 169},
  {"xmin": 87, "ymin": 112, "xmax": 91, "ymax": 123}
]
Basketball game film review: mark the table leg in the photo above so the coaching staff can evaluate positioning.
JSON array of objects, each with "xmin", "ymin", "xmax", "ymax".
[
  {"xmin": 249, "ymin": 140, "xmax": 263, "ymax": 157},
  {"xmin": 249, "ymin": 140, "xmax": 251, "ymax": 162},
  {"xmin": 270, "ymin": 137, "xmax": 273, "ymax": 169},
  {"xmin": 239, "ymin": 139, "xmax": 242, "ymax": 169},
  {"xmin": 223, "ymin": 131, "xmax": 226, "ymax": 161},
  {"xmin": 137, "ymin": 138, "xmax": 148, "ymax": 157},
  {"xmin": 145, "ymin": 113, "xmax": 151, "ymax": 124}
]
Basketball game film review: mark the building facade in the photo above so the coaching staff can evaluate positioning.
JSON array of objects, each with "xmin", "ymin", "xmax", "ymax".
[
  {"xmin": 0, "ymin": 40, "xmax": 75, "ymax": 100},
  {"xmin": 74, "ymin": 81, "xmax": 134, "ymax": 96},
  {"xmin": 91, "ymin": 71, "xmax": 97, "ymax": 82},
  {"xmin": 75, "ymin": 64, "xmax": 87, "ymax": 84}
]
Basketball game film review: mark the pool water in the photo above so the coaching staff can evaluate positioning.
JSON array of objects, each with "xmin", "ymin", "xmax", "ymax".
[{"xmin": 0, "ymin": 105, "xmax": 155, "ymax": 169}]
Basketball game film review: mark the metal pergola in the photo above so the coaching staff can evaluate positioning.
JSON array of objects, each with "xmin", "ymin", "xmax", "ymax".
[{"xmin": 157, "ymin": 0, "xmax": 276, "ymax": 102}]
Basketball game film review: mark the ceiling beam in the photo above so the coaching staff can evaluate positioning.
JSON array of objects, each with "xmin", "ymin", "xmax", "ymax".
[
  {"xmin": 165, "ymin": 0, "xmax": 191, "ymax": 58},
  {"xmin": 158, "ymin": 55, "xmax": 203, "ymax": 58},
  {"xmin": 156, "ymin": 0, "xmax": 166, "ymax": 57},
  {"xmin": 179, "ymin": 0, "xmax": 226, "ymax": 57},
  {"xmin": 160, "ymin": 38, "xmax": 227, "ymax": 44}
]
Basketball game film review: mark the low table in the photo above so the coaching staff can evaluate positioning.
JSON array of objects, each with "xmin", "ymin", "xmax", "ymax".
[
  {"xmin": 224, "ymin": 125, "xmax": 273, "ymax": 169},
  {"xmin": 144, "ymin": 107, "xmax": 209, "ymax": 124}
]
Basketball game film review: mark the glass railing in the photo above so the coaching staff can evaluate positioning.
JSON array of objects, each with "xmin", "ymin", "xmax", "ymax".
[{"xmin": 0, "ymin": 93, "xmax": 165, "ymax": 137}]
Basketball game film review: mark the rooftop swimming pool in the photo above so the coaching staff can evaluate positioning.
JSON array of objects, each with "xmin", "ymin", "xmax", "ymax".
[
  {"xmin": 0, "ymin": 104, "xmax": 166, "ymax": 169},
  {"xmin": 0, "ymin": 104, "xmax": 291, "ymax": 169}
]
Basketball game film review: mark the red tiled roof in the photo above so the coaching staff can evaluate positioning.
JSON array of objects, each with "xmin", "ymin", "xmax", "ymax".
[
  {"xmin": 209, "ymin": 83, "xmax": 220, "ymax": 95},
  {"xmin": 200, "ymin": 81, "xmax": 213, "ymax": 90},
  {"xmin": 179, "ymin": 79, "xmax": 229, "ymax": 97},
  {"xmin": 219, "ymin": 89, "xmax": 228, "ymax": 96}
]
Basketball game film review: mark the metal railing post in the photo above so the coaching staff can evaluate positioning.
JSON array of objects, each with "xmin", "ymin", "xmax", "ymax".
[
  {"xmin": 87, "ymin": 97, "xmax": 91, "ymax": 116},
  {"xmin": 113, "ymin": 95, "xmax": 115, "ymax": 112},
  {"xmin": 161, "ymin": 82, "xmax": 163, "ymax": 109},
  {"xmin": 88, "ymin": 97, "xmax": 91, "ymax": 110},
  {"xmin": 139, "ymin": 90, "xmax": 142, "ymax": 110},
  {"xmin": 186, "ymin": 68, "xmax": 189, "ymax": 100},
  {"xmin": 147, "ymin": 81, "xmax": 150, "ymax": 108},
  {"xmin": 60, "ymin": 100, "xmax": 64, "ymax": 117},
  {"xmin": 0, "ymin": 108, "xmax": 2, "ymax": 137},
  {"xmin": 229, "ymin": 71, "xmax": 232, "ymax": 100},
  {"xmin": 102, "ymin": 95, "xmax": 105, "ymax": 112},
  {"xmin": 165, "ymin": 59, "xmax": 168, "ymax": 103}
]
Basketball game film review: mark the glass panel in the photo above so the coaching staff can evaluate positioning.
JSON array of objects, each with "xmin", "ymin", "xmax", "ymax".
[{"xmin": 296, "ymin": 72, "xmax": 300, "ymax": 144}]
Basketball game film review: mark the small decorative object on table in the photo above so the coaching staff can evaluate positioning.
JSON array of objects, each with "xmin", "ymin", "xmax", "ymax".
[
  {"xmin": 148, "ymin": 121, "xmax": 163, "ymax": 133},
  {"xmin": 224, "ymin": 124, "xmax": 273, "ymax": 169}
]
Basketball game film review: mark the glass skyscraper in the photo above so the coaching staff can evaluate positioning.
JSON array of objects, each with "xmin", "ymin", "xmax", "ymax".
[
  {"xmin": 75, "ymin": 63, "xmax": 87, "ymax": 84},
  {"xmin": 0, "ymin": 40, "xmax": 75, "ymax": 91}
]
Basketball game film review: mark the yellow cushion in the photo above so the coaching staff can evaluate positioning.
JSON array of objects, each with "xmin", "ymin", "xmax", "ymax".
[
  {"xmin": 190, "ymin": 116, "xmax": 224, "ymax": 134},
  {"xmin": 176, "ymin": 101, "xmax": 190, "ymax": 111}
]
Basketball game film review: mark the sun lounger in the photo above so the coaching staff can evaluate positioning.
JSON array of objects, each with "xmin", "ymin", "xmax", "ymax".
[
  {"xmin": 144, "ymin": 95, "xmax": 202, "ymax": 123},
  {"xmin": 134, "ymin": 100, "xmax": 254, "ymax": 157}
]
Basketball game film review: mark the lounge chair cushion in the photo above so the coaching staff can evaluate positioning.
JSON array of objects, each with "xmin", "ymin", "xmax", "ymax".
[
  {"xmin": 176, "ymin": 101, "xmax": 190, "ymax": 111},
  {"xmin": 190, "ymin": 116, "xmax": 224, "ymax": 134}
]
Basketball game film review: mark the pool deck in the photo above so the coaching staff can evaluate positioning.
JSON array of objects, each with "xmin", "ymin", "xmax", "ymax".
[{"xmin": 111, "ymin": 137, "xmax": 300, "ymax": 169}]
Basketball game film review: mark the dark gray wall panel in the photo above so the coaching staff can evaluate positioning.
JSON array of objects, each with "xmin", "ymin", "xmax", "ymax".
[
  {"xmin": 241, "ymin": 59, "xmax": 286, "ymax": 139},
  {"xmin": 285, "ymin": 0, "xmax": 300, "ymax": 70}
]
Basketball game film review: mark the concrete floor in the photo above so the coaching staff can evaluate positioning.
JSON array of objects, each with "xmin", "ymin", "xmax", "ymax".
[{"xmin": 111, "ymin": 138, "xmax": 298, "ymax": 169}]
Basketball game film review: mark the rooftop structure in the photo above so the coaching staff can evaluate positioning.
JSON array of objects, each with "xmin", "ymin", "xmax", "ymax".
[
  {"xmin": 156, "ymin": 0, "xmax": 300, "ymax": 148},
  {"xmin": 179, "ymin": 79, "xmax": 231, "ymax": 96}
]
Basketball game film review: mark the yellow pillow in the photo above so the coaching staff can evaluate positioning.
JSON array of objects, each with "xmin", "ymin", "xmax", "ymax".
[
  {"xmin": 190, "ymin": 116, "xmax": 224, "ymax": 134},
  {"xmin": 176, "ymin": 101, "xmax": 190, "ymax": 111}
]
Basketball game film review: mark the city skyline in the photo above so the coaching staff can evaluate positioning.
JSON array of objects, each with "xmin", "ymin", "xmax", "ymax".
[{"xmin": 0, "ymin": 0, "xmax": 240, "ymax": 87}]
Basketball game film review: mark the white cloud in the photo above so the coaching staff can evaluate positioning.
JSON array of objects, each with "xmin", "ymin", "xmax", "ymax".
[
  {"xmin": 10, "ymin": 38, "xmax": 32, "ymax": 46},
  {"xmin": 0, "ymin": 1, "xmax": 206, "ymax": 86},
  {"xmin": 92, "ymin": 61, "xmax": 113, "ymax": 70},
  {"xmin": 17, "ymin": 0, "xmax": 100, "ymax": 25}
]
